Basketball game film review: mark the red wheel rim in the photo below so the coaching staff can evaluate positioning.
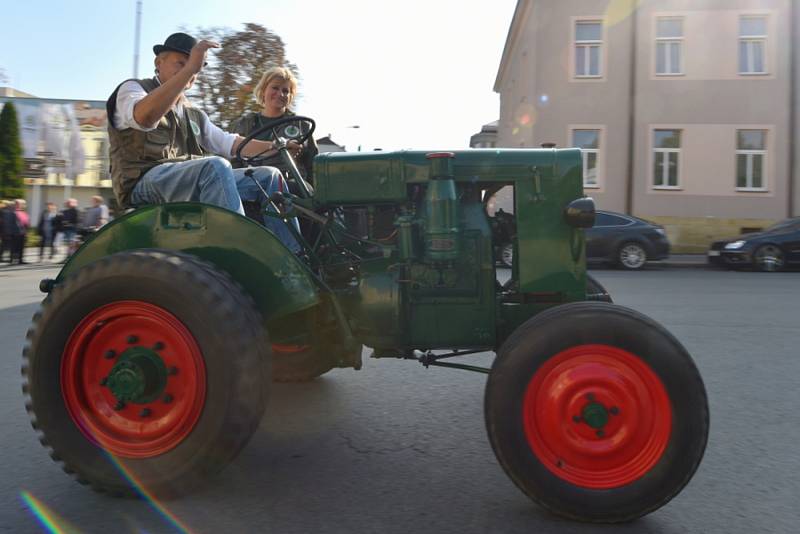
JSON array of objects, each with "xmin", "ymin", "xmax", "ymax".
[
  {"xmin": 61, "ymin": 301, "xmax": 206, "ymax": 458},
  {"xmin": 522, "ymin": 344, "xmax": 672, "ymax": 489}
]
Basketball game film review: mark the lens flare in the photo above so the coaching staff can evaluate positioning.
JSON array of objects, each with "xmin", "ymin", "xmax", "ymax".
[
  {"xmin": 605, "ymin": 0, "xmax": 644, "ymax": 27},
  {"xmin": 20, "ymin": 491, "xmax": 76, "ymax": 534},
  {"xmin": 99, "ymin": 451, "xmax": 196, "ymax": 534}
]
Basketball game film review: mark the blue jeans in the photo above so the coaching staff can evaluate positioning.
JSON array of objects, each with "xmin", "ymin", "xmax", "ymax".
[{"xmin": 131, "ymin": 157, "xmax": 300, "ymax": 252}]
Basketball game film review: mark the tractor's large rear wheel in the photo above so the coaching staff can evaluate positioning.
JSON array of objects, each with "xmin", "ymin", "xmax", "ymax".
[
  {"xmin": 23, "ymin": 250, "xmax": 269, "ymax": 498},
  {"xmin": 485, "ymin": 302, "xmax": 708, "ymax": 523}
]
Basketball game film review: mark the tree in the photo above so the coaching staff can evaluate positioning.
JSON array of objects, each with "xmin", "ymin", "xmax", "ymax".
[
  {"xmin": 188, "ymin": 23, "xmax": 298, "ymax": 129},
  {"xmin": 0, "ymin": 101, "xmax": 25, "ymax": 199}
]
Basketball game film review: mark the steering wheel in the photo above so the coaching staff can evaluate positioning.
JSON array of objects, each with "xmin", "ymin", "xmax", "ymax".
[{"xmin": 234, "ymin": 115, "xmax": 316, "ymax": 167}]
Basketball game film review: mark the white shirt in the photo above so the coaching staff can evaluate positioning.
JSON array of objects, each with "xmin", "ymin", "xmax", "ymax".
[{"xmin": 113, "ymin": 76, "xmax": 238, "ymax": 157}]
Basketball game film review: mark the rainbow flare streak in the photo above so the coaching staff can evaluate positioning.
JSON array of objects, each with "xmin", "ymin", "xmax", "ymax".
[{"xmin": 20, "ymin": 490, "xmax": 74, "ymax": 534}]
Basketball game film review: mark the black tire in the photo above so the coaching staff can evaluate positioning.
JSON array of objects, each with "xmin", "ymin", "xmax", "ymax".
[
  {"xmin": 617, "ymin": 242, "xmax": 647, "ymax": 270},
  {"xmin": 586, "ymin": 273, "xmax": 612, "ymax": 303},
  {"xmin": 272, "ymin": 345, "xmax": 335, "ymax": 382},
  {"xmin": 22, "ymin": 250, "xmax": 269, "ymax": 498},
  {"xmin": 485, "ymin": 302, "xmax": 708, "ymax": 523},
  {"xmin": 752, "ymin": 244, "xmax": 785, "ymax": 272}
]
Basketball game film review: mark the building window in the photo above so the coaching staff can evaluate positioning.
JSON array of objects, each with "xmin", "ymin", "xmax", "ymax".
[
  {"xmin": 736, "ymin": 130, "xmax": 766, "ymax": 190},
  {"xmin": 653, "ymin": 129, "xmax": 681, "ymax": 188},
  {"xmin": 572, "ymin": 129, "xmax": 600, "ymax": 187},
  {"xmin": 739, "ymin": 16, "xmax": 767, "ymax": 74},
  {"xmin": 656, "ymin": 17, "xmax": 683, "ymax": 75},
  {"xmin": 575, "ymin": 21, "xmax": 603, "ymax": 77}
]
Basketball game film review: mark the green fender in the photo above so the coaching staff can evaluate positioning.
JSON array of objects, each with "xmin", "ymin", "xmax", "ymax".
[{"xmin": 55, "ymin": 203, "xmax": 321, "ymax": 323}]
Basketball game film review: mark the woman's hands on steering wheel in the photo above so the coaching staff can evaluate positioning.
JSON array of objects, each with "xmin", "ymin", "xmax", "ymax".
[{"xmin": 234, "ymin": 115, "xmax": 316, "ymax": 168}]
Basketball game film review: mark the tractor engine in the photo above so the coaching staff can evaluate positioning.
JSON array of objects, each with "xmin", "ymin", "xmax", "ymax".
[{"xmin": 314, "ymin": 151, "xmax": 495, "ymax": 351}]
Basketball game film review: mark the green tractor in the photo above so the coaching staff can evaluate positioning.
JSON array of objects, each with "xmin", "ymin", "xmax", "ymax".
[{"xmin": 23, "ymin": 117, "xmax": 708, "ymax": 523}]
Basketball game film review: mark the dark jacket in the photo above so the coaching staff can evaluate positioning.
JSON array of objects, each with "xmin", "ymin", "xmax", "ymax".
[
  {"xmin": 38, "ymin": 210, "xmax": 61, "ymax": 238},
  {"xmin": 1, "ymin": 207, "xmax": 22, "ymax": 238},
  {"xmin": 60, "ymin": 207, "xmax": 79, "ymax": 232}
]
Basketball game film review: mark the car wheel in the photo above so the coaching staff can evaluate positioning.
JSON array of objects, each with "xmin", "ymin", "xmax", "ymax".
[
  {"xmin": 485, "ymin": 302, "xmax": 708, "ymax": 523},
  {"xmin": 618, "ymin": 242, "xmax": 647, "ymax": 270},
  {"xmin": 500, "ymin": 243, "xmax": 514, "ymax": 268},
  {"xmin": 752, "ymin": 244, "xmax": 785, "ymax": 272},
  {"xmin": 23, "ymin": 250, "xmax": 268, "ymax": 498}
]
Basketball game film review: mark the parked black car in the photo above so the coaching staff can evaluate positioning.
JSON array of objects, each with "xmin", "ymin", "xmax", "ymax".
[
  {"xmin": 586, "ymin": 211, "xmax": 671, "ymax": 270},
  {"xmin": 707, "ymin": 217, "xmax": 800, "ymax": 271},
  {"xmin": 491, "ymin": 208, "xmax": 670, "ymax": 270}
]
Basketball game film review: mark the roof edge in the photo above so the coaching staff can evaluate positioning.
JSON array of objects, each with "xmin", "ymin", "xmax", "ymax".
[{"xmin": 494, "ymin": 0, "xmax": 533, "ymax": 93}]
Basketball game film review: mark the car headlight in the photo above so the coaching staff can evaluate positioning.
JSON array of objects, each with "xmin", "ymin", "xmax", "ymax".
[
  {"xmin": 724, "ymin": 240, "xmax": 746, "ymax": 250},
  {"xmin": 655, "ymin": 228, "xmax": 666, "ymax": 236}
]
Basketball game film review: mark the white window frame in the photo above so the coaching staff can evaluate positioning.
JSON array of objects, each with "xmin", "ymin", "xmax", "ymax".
[
  {"xmin": 570, "ymin": 128, "xmax": 601, "ymax": 188},
  {"xmin": 655, "ymin": 17, "xmax": 683, "ymax": 76},
  {"xmin": 652, "ymin": 129, "xmax": 682, "ymax": 190},
  {"xmin": 574, "ymin": 20, "xmax": 603, "ymax": 78},
  {"xmin": 739, "ymin": 15, "xmax": 767, "ymax": 75},
  {"xmin": 736, "ymin": 130, "xmax": 767, "ymax": 191}
]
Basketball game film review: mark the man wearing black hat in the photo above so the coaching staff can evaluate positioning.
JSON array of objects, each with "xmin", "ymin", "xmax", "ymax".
[{"xmin": 106, "ymin": 32, "xmax": 301, "ymax": 250}]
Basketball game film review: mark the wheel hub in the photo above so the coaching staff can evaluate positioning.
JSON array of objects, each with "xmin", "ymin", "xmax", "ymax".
[
  {"xmin": 580, "ymin": 401, "xmax": 609, "ymax": 430},
  {"xmin": 106, "ymin": 347, "xmax": 167, "ymax": 404}
]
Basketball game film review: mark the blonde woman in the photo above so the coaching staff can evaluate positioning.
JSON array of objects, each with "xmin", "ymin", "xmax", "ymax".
[{"xmin": 230, "ymin": 66, "xmax": 318, "ymax": 181}]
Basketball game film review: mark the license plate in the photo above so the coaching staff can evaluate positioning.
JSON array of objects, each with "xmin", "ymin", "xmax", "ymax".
[{"xmin": 707, "ymin": 250, "xmax": 721, "ymax": 257}]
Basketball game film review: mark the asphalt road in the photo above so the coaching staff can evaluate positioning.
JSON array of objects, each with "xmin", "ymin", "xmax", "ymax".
[{"xmin": 1, "ymin": 263, "xmax": 798, "ymax": 534}]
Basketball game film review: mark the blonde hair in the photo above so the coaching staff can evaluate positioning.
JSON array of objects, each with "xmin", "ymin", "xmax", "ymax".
[{"xmin": 253, "ymin": 66, "xmax": 297, "ymax": 109}]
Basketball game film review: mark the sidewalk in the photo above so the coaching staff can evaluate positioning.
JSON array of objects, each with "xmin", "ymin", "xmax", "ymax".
[{"xmin": 0, "ymin": 246, "xmax": 68, "ymax": 268}]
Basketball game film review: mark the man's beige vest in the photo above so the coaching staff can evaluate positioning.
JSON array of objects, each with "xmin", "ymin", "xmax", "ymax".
[{"xmin": 106, "ymin": 78, "xmax": 205, "ymax": 207}]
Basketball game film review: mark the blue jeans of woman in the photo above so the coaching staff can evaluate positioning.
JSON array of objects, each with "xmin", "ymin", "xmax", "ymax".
[{"xmin": 130, "ymin": 157, "xmax": 300, "ymax": 252}]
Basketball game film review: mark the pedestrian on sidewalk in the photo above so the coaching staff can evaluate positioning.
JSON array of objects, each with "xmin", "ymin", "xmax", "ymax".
[
  {"xmin": 0, "ymin": 200, "xmax": 13, "ymax": 263},
  {"xmin": 60, "ymin": 198, "xmax": 80, "ymax": 258},
  {"xmin": 11, "ymin": 199, "xmax": 30, "ymax": 264},
  {"xmin": 82, "ymin": 196, "xmax": 109, "ymax": 231},
  {"xmin": 38, "ymin": 202, "xmax": 59, "ymax": 261}
]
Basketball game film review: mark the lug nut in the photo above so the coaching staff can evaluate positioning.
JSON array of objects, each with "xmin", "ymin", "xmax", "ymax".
[
  {"xmin": 139, "ymin": 408, "xmax": 152, "ymax": 418},
  {"xmin": 572, "ymin": 415, "xmax": 582, "ymax": 423},
  {"xmin": 596, "ymin": 429, "xmax": 605, "ymax": 438},
  {"xmin": 610, "ymin": 406, "xmax": 620, "ymax": 416},
  {"xmin": 100, "ymin": 377, "xmax": 108, "ymax": 386},
  {"xmin": 114, "ymin": 401, "xmax": 126, "ymax": 411},
  {"xmin": 168, "ymin": 366, "xmax": 179, "ymax": 376},
  {"xmin": 586, "ymin": 393, "xmax": 595, "ymax": 401},
  {"xmin": 126, "ymin": 335, "xmax": 138, "ymax": 344},
  {"xmin": 153, "ymin": 341, "xmax": 165, "ymax": 351},
  {"xmin": 162, "ymin": 394, "xmax": 173, "ymax": 404},
  {"xmin": 104, "ymin": 350, "xmax": 117, "ymax": 360}
]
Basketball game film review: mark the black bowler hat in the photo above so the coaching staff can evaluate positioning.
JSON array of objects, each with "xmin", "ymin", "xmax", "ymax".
[{"xmin": 153, "ymin": 32, "xmax": 198, "ymax": 56}]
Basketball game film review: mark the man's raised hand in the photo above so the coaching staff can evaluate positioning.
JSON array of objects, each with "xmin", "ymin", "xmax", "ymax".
[{"xmin": 188, "ymin": 40, "xmax": 220, "ymax": 73}]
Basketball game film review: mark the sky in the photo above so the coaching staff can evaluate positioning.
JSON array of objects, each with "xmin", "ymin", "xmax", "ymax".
[{"xmin": 0, "ymin": 0, "xmax": 518, "ymax": 151}]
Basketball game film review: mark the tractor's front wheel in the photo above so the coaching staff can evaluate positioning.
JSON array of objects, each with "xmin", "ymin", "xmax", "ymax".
[
  {"xmin": 485, "ymin": 302, "xmax": 708, "ymax": 523},
  {"xmin": 23, "ymin": 250, "xmax": 269, "ymax": 498}
]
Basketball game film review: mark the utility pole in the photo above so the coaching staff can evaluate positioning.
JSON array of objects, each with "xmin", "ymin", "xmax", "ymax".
[{"xmin": 133, "ymin": 0, "xmax": 142, "ymax": 78}]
